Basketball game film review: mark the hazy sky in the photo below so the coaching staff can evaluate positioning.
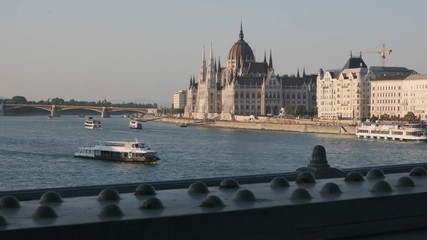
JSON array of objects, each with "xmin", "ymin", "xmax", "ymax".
[{"xmin": 1, "ymin": 0, "xmax": 427, "ymax": 106}]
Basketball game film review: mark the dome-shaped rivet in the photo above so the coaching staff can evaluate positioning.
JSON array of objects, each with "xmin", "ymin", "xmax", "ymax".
[
  {"xmin": 139, "ymin": 197, "xmax": 164, "ymax": 209},
  {"xmin": 409, "ymin": 167, "xmax": 427, "ymax": 176},
  {"xmin": 188, "ymin": 181, "xmax": 209, "ymax": 194},
  {"xmin": 290, "ymin": 188, "xmax": 312, "ymax": 200},
  {"xmin": 0, "ymin": 215, "xmax": 7, "ymax": 227},
  {"xmin": 234, "ymin": 189, "xmax": 256, "ymax": 202},
  {"xmin": 40, "ymin": 191, "xmax": 63, "ymax": 204},
  {"xmin": 366, "ymin": 169, "xmax": 385, "ymax": 179},
  {"xmin": 99, "ymin": 204, "xmax": 124, "ymax": 218},
  {"xmin": 270, "ymin": 177, "xmax": 290, "ymax": 188},
  {"xmin": 200, "ymin": 196, "xmax": 225, "ymax": 208},
  {"xmin": 97, "ymin": 188, "xmax": 120, "ymax": 201},
  {"xmin": 371, "ymin": 180, "xmax": 393, "ymax": 192},
  {"xmin": 32, "ymin": 206, "xmax": 57, "ymax": 219},
  {"xmin": 0, "ymin": 196, "xmax": 20, "ymax": 208},
  {"xmin": 135, "ymin": 184, "xmax": 156, "ymax": 195},
  {"xmin": 320, "ymin": 182, "xmax": 342, "ymax": 194},
  {"xmin": 345, "ymin": 171, "xmax": 364, "ymax": 182},
  {"xmin": 219, "ymin": 179, "xmax": 240, "ymax": 189},
  {"xmin": 296, "ymin": 172, "xmax": 316, "ymax": 184},
  {"xmin": 396, "ymin": 176, "xmax": 415, "ymax": 187}
]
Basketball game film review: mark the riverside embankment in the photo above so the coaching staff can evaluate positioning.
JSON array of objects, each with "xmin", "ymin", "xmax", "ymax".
[{"xmin": 157, "ymin": 117, "xmax": 356, "ymax": 135}]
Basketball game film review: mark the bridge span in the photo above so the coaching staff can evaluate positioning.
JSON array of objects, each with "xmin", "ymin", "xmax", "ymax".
[
  {"xmin": 0, "ymin": 104, "xmax": 152, "ymax": 118},
  {"xmin": 1, "ymin": 145, "xmax": 427, "ymax": 239}
]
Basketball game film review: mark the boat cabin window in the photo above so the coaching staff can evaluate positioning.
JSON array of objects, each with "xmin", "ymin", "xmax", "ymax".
[{"xmin": 132, "ymin": 143, "xmax": 145, "ymax": 148}]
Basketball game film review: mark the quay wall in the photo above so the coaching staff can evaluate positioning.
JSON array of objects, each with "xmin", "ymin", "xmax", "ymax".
[{"xmin": 158, "ymin": 118, "xmax": 356, "ymax": 135}]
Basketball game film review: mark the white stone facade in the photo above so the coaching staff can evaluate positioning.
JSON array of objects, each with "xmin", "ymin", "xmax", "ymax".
[
  {"xmin": 371, "ymin": 74, "xmax": 427, "ymax": 120},
  {"xmin": 317, "ymin": 55, "xmax": 370, "ymax": 120},
  {"xmin": 183, "ymin": 25, "xmax": 316, "ymax": 120},
  {"xmin": 317, "ymin": 54, "xmax": 415, "ymax": 121},
  {"xmin": 173, "ymin": 90, "xmax": 187, "ymax": 109}
]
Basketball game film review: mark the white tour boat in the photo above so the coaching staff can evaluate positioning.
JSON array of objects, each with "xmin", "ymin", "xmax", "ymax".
[
  {"xmin": 129, "ymin": 119, "xmax": 142, "ymax": 129},
  {"xmin": 85, "ymin": 117, "xmax": 101, "ymax": 129},
  {"xmin": 356, "ymin": 122, "xmax": 427, "ymax": 141},
  {"xmin": 74, "ymin": 141, "xmax": 159, "ymax": 163}
]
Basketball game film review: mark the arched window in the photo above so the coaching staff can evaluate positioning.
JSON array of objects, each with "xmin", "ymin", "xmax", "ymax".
[
  {"xmin": 246, "ymin": 92, "xmax": 250, "ymax": 98},
  {"xmin": 240, "ymin": 92, "xmax": 244, "ymax": 98}
]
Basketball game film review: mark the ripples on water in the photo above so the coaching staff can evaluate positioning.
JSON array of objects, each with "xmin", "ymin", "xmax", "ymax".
[{"xmin": 1, "ymin": 116, "xmax": 426, "ymax": 190}]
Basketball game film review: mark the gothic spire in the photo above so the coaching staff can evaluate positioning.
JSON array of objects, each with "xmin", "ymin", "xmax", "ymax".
[
  {"xmin": 239, "ymin": 21, "xmax": 244, "ymax": 40},
  {"xmin": 303, "ymin": 67, "xmax": 306, "ymax": 78},
  {"xmin": 202, "ymin": 45, "xmax": 206, "ymax": 62},
  {"xmin": 217, "ymin": 57, "xmax": 221, "ymax": 72},
  {"xmin": 268, "ymin": 49, "xmax": 273, "ymax": 69},
  {"xmin": 297, "ymin": 68, "xmax": 300, "ymax": 78},
  {"xmin": 263, "ymin": 50, "xmax": 267, "ymax": 64},
  {"xmin": 209, "ymin": 42, "xmax": 213, "ymax": 61}
]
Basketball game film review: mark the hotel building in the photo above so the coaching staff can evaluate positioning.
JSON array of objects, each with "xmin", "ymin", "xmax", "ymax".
[{"xmin": 317, "ymin": 53, "xmax": 414, "ymax": 120}]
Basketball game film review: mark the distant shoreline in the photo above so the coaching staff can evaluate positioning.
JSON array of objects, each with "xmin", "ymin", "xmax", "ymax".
[{"xmin": 157, "ymin": 117, "xmax": 356, "ymax": 135}]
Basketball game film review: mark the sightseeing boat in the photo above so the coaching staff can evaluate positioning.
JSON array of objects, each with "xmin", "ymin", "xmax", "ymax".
[
  {"xmin": 84, "ymin": 117, "xmax": 101, "ymax": 129},
  {"xmin": 74, "ymin": 141, "xmax": 159, "ymax": 163},
  {"xmin": 356, "ymin": 122, "xmax": 427, "ymax": 141},
  {"xmin": 129, "ymin": 119, "xmax": 143, "ymax": 129}
]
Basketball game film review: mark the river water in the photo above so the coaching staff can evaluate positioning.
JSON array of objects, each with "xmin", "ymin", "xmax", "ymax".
[{"xmin": 0, "ymin": 116, "xmax": 426, "ymax": 191}]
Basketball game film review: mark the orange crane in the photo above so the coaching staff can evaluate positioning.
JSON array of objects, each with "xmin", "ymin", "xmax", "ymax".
[{"xmin": 365, "ymin": 43, "xmax": 392, "ymax": 66}]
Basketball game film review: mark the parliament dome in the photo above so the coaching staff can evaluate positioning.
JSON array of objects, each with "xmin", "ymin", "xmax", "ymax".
[{"xmin": 228, "ymin": 25, "xmax": 255, "ymax": 62}]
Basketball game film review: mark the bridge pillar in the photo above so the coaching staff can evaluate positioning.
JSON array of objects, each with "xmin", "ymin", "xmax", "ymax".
[
  {"xmin": 50, "ymin": 105, "xmax": 61, "ymax": 117},
  {"xmin": 101, "ymin": 107, "xmax": 110, "ymax": 118},
  {"xmin": 0, "ymin": 103, "xmax": 4, "ymax": 116}
]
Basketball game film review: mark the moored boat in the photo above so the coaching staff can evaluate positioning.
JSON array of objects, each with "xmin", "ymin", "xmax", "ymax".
[
  {"xmin": 85, "ymin": 117, "xmax": 101, "ymax": 129},
  {"xmin": 74, "ymin": 141, "xmax": 159, "ymax": 163},
  {"xmin": 129, "ymin": 119, "xmax": 142, "ymax": 129},
  {"xmin": 356, "ymin": 121, "xmax": 427, "ymax": 141}
]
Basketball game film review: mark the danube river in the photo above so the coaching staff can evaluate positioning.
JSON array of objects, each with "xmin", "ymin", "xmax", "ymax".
[{"xmin": 0, "ymin": 116, "xmax": 426, "ymax": 191}]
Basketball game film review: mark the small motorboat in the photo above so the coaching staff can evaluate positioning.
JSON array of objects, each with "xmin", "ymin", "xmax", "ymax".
[
  {"xmin": 129, "ymin": 119, "xmax": 143, "ymax": 129},
  {"xmin": 85, "ymin": 117, "xmax": 101, "ymax": 129}
]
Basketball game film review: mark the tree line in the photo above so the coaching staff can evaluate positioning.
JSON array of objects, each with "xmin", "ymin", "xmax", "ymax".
[{"xmin": 0, "ymin": 96, "xmax": 158, "ymax": 108}]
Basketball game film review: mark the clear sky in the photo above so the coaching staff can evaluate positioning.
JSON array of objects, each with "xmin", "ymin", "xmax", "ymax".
[{"xmin": 1, "ymin": 0, "xmax": 426, "ymax": 106}]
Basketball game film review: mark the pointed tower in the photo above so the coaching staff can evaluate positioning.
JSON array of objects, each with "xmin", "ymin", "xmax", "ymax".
[
  {"xmin": 268, "ymin": 49, "xmax": 273, "ymax": 69},
  {"xmin": 303, "ymin": 67, "xmax": 306, "ymax": 78},
  {"xmin": 263, "ymin": 50, "xmax": 267, "ymax": 64},
  {"xmin": 199, "ymin": 46, "xmax": 206, "ymax": 83},
  {"xmin": 239, "ymin": 21, "xmax": 244, "ymax": 40},
  {"xmin": 207, "ymin": 43, "xmax": 216, "ymax": 86},
  {"xmin": 297, "ymin": 68, "xmax": 300, "ymax": 78},
  {"xmin": 217, "ymin": 57, "xmax": 222, "ymax": 84}
]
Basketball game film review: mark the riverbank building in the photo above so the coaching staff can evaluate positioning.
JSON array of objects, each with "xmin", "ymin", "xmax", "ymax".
[
  {"xmin": 317, "ymin": 52, "xmax": 415, "ymax": 120},
  {"xmin": 184, "ymin": 24, "xmax": 316, "ymax": 120}
]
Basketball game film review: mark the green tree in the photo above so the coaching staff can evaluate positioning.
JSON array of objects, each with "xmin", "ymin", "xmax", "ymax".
[
  {"xmin": 403, "ymin": 112, "xmax": 417, "ymax": 122},
  {"xmin": 10, "ymin": 96, "xmax": 27, "ymax": 104},
  {"xmin": 51, "ymin": 97, "xmax": 65, "ymax": 105}
]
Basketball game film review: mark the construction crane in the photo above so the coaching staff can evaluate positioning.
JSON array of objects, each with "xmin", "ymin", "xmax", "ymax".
[{"xmin": 364, "ymin": 43, "xmax": 392, "ymax": 66}]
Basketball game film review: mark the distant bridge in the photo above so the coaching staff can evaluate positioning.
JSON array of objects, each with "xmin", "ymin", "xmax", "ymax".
[{"xmin": 0, "ymin": 103, "xmax": 152, "ymax": 118}]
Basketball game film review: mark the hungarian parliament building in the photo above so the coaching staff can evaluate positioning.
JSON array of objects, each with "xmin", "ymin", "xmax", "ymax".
[{"xmin": 182, "ymin": 25, "xmax": 316, "ymax": 120}]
